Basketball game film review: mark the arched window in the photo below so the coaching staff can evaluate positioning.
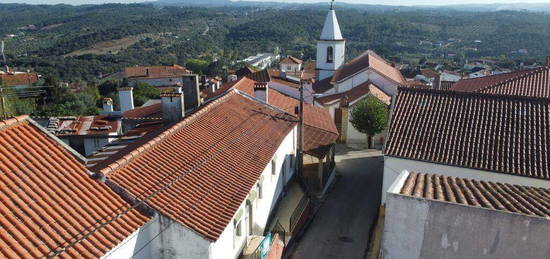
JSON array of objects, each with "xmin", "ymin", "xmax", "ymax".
[{"xmin": 326, "ymin": 46, "xmax": 334, "ymax": 63}]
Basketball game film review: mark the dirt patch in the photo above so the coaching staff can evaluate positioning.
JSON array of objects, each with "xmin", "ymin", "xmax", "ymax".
[{"xmin": 64, "ymin": 34, "xmax": 156, "ymax": 57}]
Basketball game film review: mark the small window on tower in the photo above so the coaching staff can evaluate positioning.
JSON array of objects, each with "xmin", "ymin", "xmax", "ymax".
[{"xmin": 327, "ymin": 47, "xmax": 334, "ymax": 63}]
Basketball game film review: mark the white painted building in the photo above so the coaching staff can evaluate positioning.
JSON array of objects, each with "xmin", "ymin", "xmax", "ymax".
[
  {"xmin": 382, "ymin": 88, "xmax": 550, "ymax": 203},
  {"xmin": 94, "ymin": 89, "xmax": 300, "ymax": 258}
]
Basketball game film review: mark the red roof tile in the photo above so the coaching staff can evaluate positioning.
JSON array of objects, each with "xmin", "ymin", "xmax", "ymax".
[
  {"xmin": 99, "ymin": 91, "xmax": 297, "ymax": 241},
  {"xmin": 331, "ymin": 50, "xmax": 406, "ymax": 85},
  {"xmin": 50, "ymin": 115, "xmax": 121, "ymax": 136},
  {"xmin": 205, "ymin": 77, "xmax": 256, "ymax": 100},
  {"xmin": 0, "ymin": 116, "xmax": 150, "ymax": 258},
  {"xmin": 401, "ymin": 172, "xmax": 550, "ymax": 218},
  {"xmin": 0, "ymin": 73, "xmax": 39, "ymax": 86},
  {"xmin": 450, "ymin": 67, "xmax": 550, "ymax": 98},
  {"xmin": 280, "ymin": 56, "xmax": 303, "ymax": 65},
  {"xmin": 125, "ymin": 65, "xmax": 192, "ymax": 79},
  {"xmin": 122, "ymin": 103, "xmax": 163, "ymax": 119},
  {"xmin": 316, "ymin": 82, "xmax": 391, "ymax": 106},
  {"xmin": 269, "ymin": 89, "xmax": 338, "ymax": 157},
  {"xmin": 385, "ymin": 88, "xmax": 550, "ymax": 180}
]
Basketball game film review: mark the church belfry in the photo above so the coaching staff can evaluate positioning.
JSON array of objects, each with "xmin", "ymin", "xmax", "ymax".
[{"xmin": 316, "ymin": 0, "xmax": 346, "ymax": 81}]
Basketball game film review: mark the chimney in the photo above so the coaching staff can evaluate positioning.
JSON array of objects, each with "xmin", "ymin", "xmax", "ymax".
[
  {"xmin": 254, "ymin": 82, "xmax": 268, "ymax": 103},
  {"xmin": 118, "ymin": 87, "xmax": 134, "ymax": 113},
  {"xmin": 102, "ymin": 98, "xmax": 114, "ymax": 113},
  {"xmin": 161, "ymin": 89, "xmax": 185, "ymax": 123}
]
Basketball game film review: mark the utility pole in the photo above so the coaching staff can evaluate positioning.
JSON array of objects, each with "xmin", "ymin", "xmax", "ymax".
[
  {"xmin": 297, "ymin": 75, "xmax": 306, "ymax": 180},
  {"xmin": 0, "ymin": 87, "xmax": 6, "ymax": 120}
]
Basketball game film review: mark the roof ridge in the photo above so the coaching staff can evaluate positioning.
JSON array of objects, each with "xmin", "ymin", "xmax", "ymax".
[
  {"xmin": 0, "ymin": 115, "xmax": 29, "ymax": 130},
  {"xmin": 235, "ymin": 89, "xmax": 298, "ymax": 120},
  {"xmin": 398, "ymin": 86, "xmax": 550, "ymax": 103},
  {"xmin": 99, "ymin": 90, "xmax": 239, "ymax": 176},
  {"xmin": 476, "ymin": 66, "xmax": 549, "ymax": 93}
]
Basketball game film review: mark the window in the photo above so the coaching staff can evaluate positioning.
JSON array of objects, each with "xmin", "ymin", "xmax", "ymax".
[
  {"xmin": 257, "ymin": 183, "xmax": 263, "ymax": 199},
  {"xmin": 287, "ymin": 65, "xmax": 292, "ymax": 71},
  {"xmin": 233, "ymin": 219, "xmax": 242, "ymax": 248},
  {"xmin": 326, "ymin": 46, "xmax": 334, "ymax": 63},
  {"xmin": 271, "ymin": 159, "xmax": 276, "ymax": 177},
  {"xmin": 93, "ymin": 139, "xmax": 101, "ymax": 148}
]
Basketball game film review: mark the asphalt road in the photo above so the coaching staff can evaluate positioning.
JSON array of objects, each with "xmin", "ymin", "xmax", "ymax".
[{"xmin": 289, "ymin": 150, "xmax": 383, "ymax": 259}]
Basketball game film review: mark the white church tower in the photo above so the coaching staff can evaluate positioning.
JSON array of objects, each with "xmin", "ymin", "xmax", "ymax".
[{"xmin": 316, "ymin": 0, "xmax": 345, "ymax": 81}]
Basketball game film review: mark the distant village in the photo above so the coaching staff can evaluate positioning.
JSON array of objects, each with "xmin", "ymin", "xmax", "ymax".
[{"xmin": 0, "ymin": 2, "xmax": 549, "ymax": 259}]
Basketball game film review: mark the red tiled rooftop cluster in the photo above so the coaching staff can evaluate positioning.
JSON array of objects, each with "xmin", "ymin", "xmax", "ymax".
[{"xmin": 0, "ymin": 116, "xmax": 150, "ymax": 258}]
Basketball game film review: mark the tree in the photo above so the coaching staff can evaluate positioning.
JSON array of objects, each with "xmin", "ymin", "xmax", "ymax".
[{"xmin": 349, "ymin": 96, "xmax": 388, "ymax": 149}]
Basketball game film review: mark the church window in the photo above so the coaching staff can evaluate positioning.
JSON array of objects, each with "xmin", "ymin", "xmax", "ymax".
[{"xmin": 327, "ymin": 47, "xmax": 334, "ymax": 63}]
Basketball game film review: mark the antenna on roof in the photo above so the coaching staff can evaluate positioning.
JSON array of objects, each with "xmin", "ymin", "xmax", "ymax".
[{"xmin": 330, "ymin": 0, "xmax": 335, "ymax": 10}]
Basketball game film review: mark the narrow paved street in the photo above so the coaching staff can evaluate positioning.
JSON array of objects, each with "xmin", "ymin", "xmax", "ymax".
[{"xmin": 289, "ymin": 148, "xmax": 383, "ymax": 259}]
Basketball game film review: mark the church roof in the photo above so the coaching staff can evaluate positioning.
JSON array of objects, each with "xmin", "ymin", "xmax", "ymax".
[{"xmin": 320, "ymin": 9, "xmax": 343, "ymax": 41}]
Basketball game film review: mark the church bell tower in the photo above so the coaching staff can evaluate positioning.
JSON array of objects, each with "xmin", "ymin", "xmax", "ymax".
[{"xmin": 316, "ymin": 0, "xmax": 346, "ymax": 81}]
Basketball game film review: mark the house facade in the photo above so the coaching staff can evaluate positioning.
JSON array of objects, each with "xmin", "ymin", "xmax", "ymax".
[
  {"xmin": 382, "ymin": 171, "xmax": 550, "ymax": 259},
  {"xmin": 93, "ymin": 89, "xmax": 301, "ymax": 258},
  {"xmin": 382, "ymin": 88, "xmax": 550, "ymax": 202}
]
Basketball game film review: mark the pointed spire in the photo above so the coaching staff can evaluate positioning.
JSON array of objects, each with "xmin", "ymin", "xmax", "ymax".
[{"xmin": 320, "ymin": 2, "xmax": 343, "ymax": 41}]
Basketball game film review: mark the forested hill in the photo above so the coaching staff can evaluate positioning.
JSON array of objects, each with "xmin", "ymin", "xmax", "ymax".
[{"xmin": 2, "ymin": 3, "xmax": 550, "ymax": 81}]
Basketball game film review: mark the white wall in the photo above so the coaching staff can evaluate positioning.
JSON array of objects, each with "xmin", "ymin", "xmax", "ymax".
[
  {"xmin": 382, "ymin": 156, "xmax": 550, "ymax": 203},
  {"xmin": 102, "ymin": 214, "xmax": 211, "ymax": 259},
  {"xmin": 210, "ymin": 126, "xmax": 297, "ymax": 259},
  {"xmin": 316, "ymin": 40, "xmax": 345, "ymax": 80}
]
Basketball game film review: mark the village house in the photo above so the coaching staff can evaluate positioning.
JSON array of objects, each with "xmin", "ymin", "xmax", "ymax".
[
  {"xmin": 86, "ymin": 88, "xmax": 310, "ymax": 258},
  {"xmin": 382, "ymin": 171, "xmax": 550, "ymax": 259},
  {"xmin": 0, "ymin": 115, "xmax": 150, "ymax": 258},
  {"xmin": 0, "ymin": 70, "xmax": 39, "ymax": 87},
  {"xmin": 38, "ymin": 114, "xmax": 122, "ymax": 156},
  {"xmin": 382, "ymin": 88, "xmax": 550, "ymax": 202},
  {"xmin": 280, "ymin": 56, "xmax": 303, "ymax": 73},
  {"xmin": 311, "ymin": 5, "xmax": 406, "ymax": 147},
  {"xmin": 240, "ymin": 53, "xmax": 280, "ymax": 70},
  {"xmin": 435, "ymin": 70, "xmax": 461, "ymax": 90},
  {"xmin": 125, "ymin": 65, "xmax": 201, "ymax": 109}
]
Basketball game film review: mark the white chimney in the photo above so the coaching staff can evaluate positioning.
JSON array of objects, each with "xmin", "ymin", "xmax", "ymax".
[
  {"xmin": 254, "ymin": 82, "xmax": 268, "ymax": 103},
  {"xmin": 118, "ymin": 87, "xmax": 134, "ymax": 113},
  {"xmin": 161, "ymin": 91, "xmax": 185, "ymax": 123},
  {"xmin": 102, "ymin": 98, "xmax": 114, "ymax": 113}
]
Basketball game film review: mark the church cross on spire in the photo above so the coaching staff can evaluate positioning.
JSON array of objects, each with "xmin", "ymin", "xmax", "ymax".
[{"xmin": 330, "ymin": 0, "xmax": 335, "ymax": 10}]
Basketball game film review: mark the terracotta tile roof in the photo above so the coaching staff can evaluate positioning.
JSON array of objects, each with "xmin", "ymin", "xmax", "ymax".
[
  {"xmin": 420, "ymin": 69, "xmax": 439, "ymax": 79},
  {"xmin": 246, "ymin": 69, "xmax": 272, "ymax": 83},
  {"xmin": 204, "ymin": 77, "xmax": 256, "ymax": 100},
  {"xmin": 400, "ymin": 172, "xmax": 550, "ymax": 219},
  {"xmin": 98, "ymin": 90, "xmax": 297, "ymax": 241},
  {"xmin": 269, "ymin": 89, "xmax": 338, "ymax": 157},
  {"xmin": 87, "ymin": 121, "xmax": 166, "ymax": 170},
  {"xmin": 235, "ymin": 66, "xmax": 256, "ymax": 77},
  {"xmin": 48, "ymin": 115, "xmax": 121, "ymax": 136},
  {"xmin": 312, "ymin": 77, "xmax": 333, "ymax": 94},
  {"xmin": 122, "ymin": 103, "xmax": 162, "ymax": 119},
  {"xmin": 331, "ymin": 50, "xmax": 406, "ymax": 85},
  {"xmin": 280, "ymin": 56, "xmax": 303, "ymax": 65},
  {"xmin": 0, "ymin": 72, "xmax": 39, "ymax": 86},
  {"xmin": 125, "ymin": 64, "xmax": 192, "ymax": 79},
  {"xmin": 450, "ymin": 67, "xmax": 550, "ymax": 98},
  {"xmin": 385, "ymin": 88, "xmax": 550, "ymax": 180},
  {"xmin": 0, "ymin": 116, "xmax": 150, "ymax": 258},
  {"xmin": 316, "ymin": 81, "xmax": 391, "ymax": 106}
]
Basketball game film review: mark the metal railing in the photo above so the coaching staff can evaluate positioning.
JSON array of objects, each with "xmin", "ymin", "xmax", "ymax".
[{"xmin": 289, "ymin": 196, "xmax": 309, "ymax": 233}]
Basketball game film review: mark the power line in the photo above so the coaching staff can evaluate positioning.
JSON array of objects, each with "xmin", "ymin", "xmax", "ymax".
[{"xmin": 45, "ymin": 105, "xmax": 295, "ymax": 258}]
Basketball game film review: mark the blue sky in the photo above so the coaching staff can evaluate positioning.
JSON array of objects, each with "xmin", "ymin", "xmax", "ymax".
[{"xmin": 3, "ymin": 0, "xmax": 550, "ymax": 5}]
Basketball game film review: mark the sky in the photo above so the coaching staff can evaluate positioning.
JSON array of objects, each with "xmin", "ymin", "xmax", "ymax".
[{"xmin": 3, "ymin": 0, "xmax": 550, "ymax": 6}]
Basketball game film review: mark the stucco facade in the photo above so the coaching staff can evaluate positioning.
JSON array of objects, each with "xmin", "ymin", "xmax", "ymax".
[
  {"xmin": 102, "ymin": 127, "xmax": 297, "ymax": 259},
  {"xmin": 382, "ymin": 156, "xmax": 550, "ymax": 203},
  {"xmin": 382, "ymin": 180, "xmax": 550, "ymax": 259}
]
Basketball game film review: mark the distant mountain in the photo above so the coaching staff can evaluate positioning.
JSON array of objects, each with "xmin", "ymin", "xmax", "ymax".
[{"xmin": 152, "ymin": 0, "xmax": 550, "ymax": 13}]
